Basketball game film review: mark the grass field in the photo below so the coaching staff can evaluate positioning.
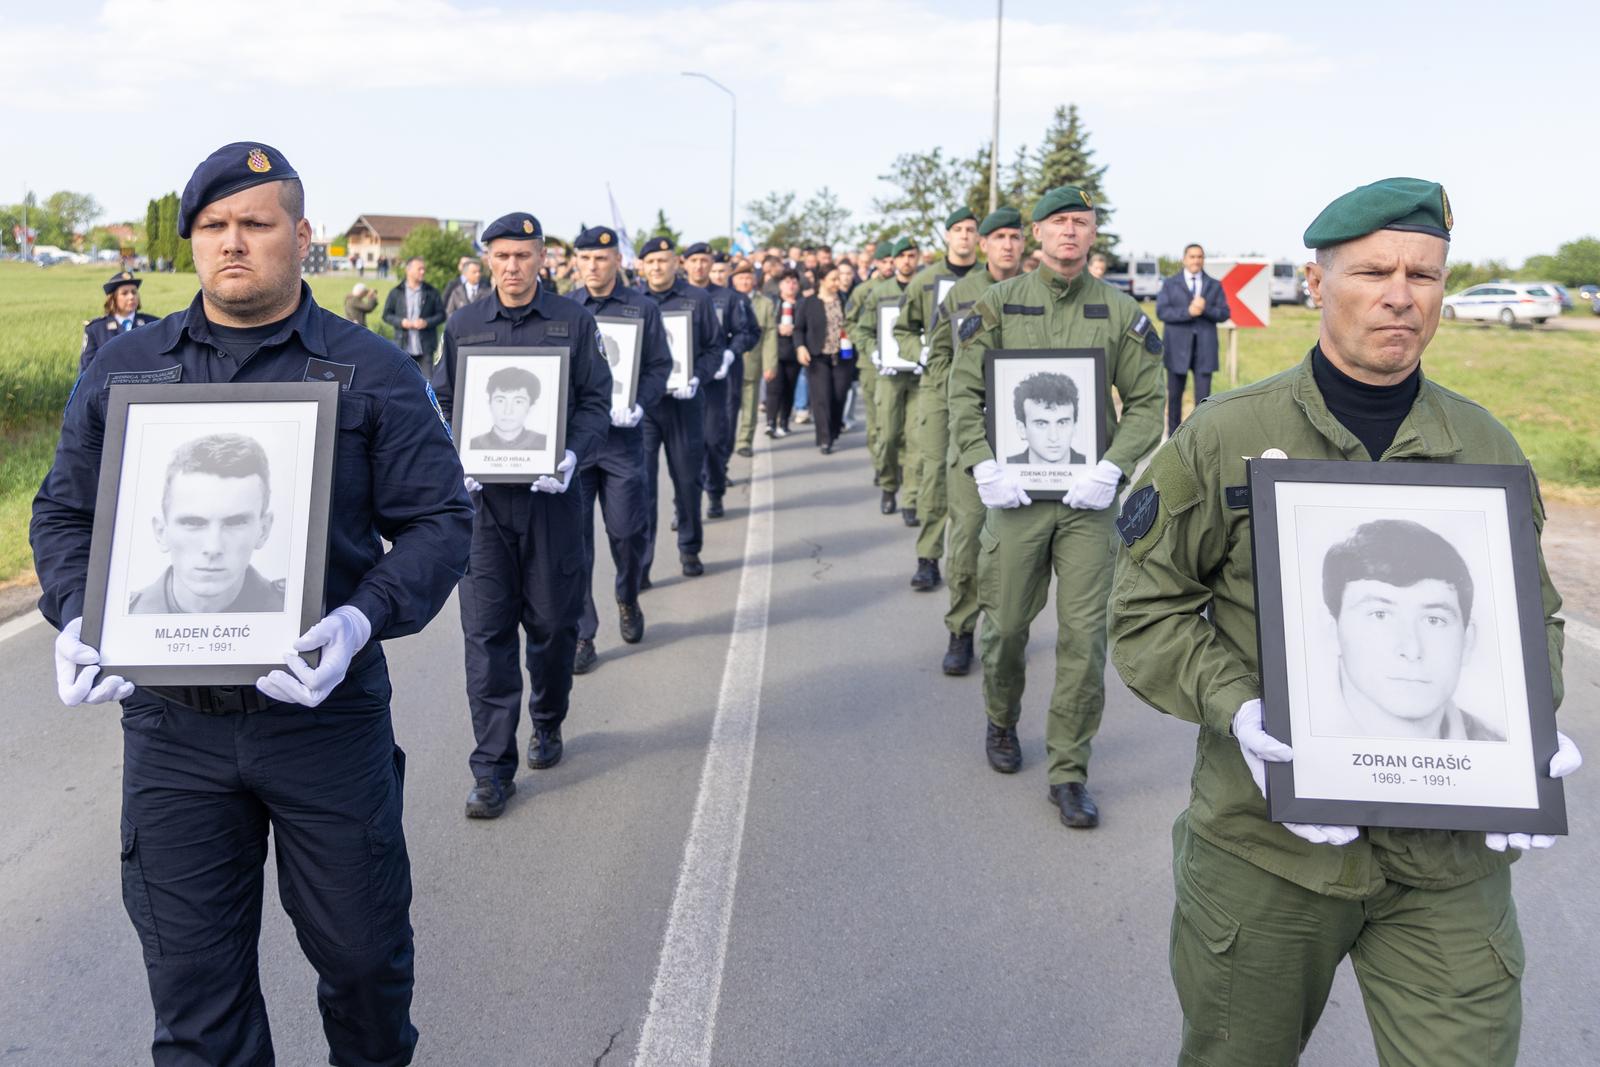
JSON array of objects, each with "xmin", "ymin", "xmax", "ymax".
[{"xmin": 3, "ymin": 264, "xmax": 1598, "ymax": 585}]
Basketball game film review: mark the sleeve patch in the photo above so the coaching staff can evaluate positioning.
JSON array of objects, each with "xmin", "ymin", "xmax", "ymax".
[
  {"xmin": 959, "ymin": 314, "xmax": 983, "ymax": 342},
  {"xmin": 1116, "ymin": 485, "xmax": 1160, "ymax": 546}
]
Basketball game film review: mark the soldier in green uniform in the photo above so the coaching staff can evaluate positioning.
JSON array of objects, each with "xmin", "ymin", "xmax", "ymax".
[
  {"xmin": 872, "ymin": 238, "xmax": 923, "ymax": 522},
  {"xmin": 896, "ymin": 208, "xmax": 982, "ymax": 591},
  {"xmin": 925, "ymin": 206, "xmax": 1026, "ymax": 675},
  {"xmin": 1108, "ymin": 177, "xmax": 1583, "ymax": 1066},
  {"xmin": 948, "ymin": 185, "xmax": 1165, "ymax": 828},
  {"xmin": 846, "ymin": 241, "xmax": 901, "ymax": 493},
  {"xmin": 731, "ymin": 261, "xmax": 774, "ymax": 457}
]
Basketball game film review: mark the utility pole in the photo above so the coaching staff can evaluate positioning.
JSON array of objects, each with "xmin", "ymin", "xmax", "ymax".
[
  {"xmin": 682, "ymin": 72, "xmax": 737, "ymax": 247},
  {"xmin": 988, "ymin": 0, "xmax": 1003, "ymax": 213}
]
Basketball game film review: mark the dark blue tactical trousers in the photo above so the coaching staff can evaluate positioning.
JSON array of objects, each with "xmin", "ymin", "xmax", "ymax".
[
  {"xmin": 577, "ymin": 430, "xmax": 648, "ymax": 641},
  {"xmin": 119, "ymin": 671, "xmax": 415, "ymax": 1067},
  {"xmin": 458, "ymin": 485, "xmax": 584, "ymax": 782},
  {"xmin": 700, "ymin": 365, "xmax": 737, "ymax": 497},
  {"xmin": 640, "ymin": 394, "xmax": 705, "ymax": 579}
]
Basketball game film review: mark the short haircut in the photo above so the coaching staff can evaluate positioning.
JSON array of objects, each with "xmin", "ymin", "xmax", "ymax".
[
  {"xmin": 816, "ymin": 244, "xmax": 832, "ymax": 254},
  {"xmin": 776, "ymin": 269, "xmax": 800, "ymax": 284},
  {"xmin": 1183, "ymin": 243, "xmax": 1204, "ymax": 256},
  {"xmin": 405, "ymin": 255, "xmax": 426, "ymax": 268},
  {"xmin": 1012, "ymin": 371, "xmax": 1079, "ymax": 422},
  {"xmin": 485, "ymin": 365, "xmax": 540, "ymax": 401},
  {"xmin": 1089, "ymin": 253, "xmax": 1107, "ymax": 265},
  {"xmin": 163, "ymin": 433, "xmax": 271, "ymax": 515},
  {"xmin": 1322, "ymin": 519, "xmax": 1474, "ymax": 623},
  {"xmin": 277, "ymin": 178, "xmax": 305, "ymax": 224}
]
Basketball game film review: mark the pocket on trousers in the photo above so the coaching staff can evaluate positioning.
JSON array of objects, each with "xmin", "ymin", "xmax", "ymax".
[
  {"xmin": 119, "ymin": 820, "xmax": 163, "ymax": 958},
  {"xmin": 1171, "ymin": 847, "xmax": 1241, "ymax": 1041},
  {"xmin": 1487, "ymin": 902, "xmax": 1525, "ymax": 980}
]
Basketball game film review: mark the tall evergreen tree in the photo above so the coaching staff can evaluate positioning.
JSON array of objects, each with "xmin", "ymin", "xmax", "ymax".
[
  {"xmin": 145, "ymin": 199, "xmax": 160, "ymax": 259},
  {"xmin": 1030, "ymin": 104, "xmax": 1116, "ymax": 252}
]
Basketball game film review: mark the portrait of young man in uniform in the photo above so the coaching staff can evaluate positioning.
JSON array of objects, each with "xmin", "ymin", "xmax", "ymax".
[
  {"xmin": 1007, "ymin": 372, "xmax": 1087, "ymax": 466},
  {"xmin": 129, "ymin": 432, "xmax": 286, "ymax": 615},
  {"xmin": 1315, "ymin": 518, "xmax": 1505, "ymax": 742},
  {"xmin": 468, "ymin": 365, "xmax": 548, "ymax": 451}
]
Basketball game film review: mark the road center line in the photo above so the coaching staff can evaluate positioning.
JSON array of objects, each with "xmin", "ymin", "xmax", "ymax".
[{"xmin": 633, "ymin": 444, "xmax": 776, "ymax": 1067}]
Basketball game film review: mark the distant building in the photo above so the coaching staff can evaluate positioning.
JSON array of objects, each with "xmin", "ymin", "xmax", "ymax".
[{"xmin": 344, "ymin": 215, "xmax": 483, "ymax": 267}]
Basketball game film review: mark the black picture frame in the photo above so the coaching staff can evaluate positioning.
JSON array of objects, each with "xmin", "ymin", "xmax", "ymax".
[
  {"xmin": 982, "ymin": 348, "xmax": 1108, "ymax": 502},
  {"xmin": 80, "ymin": 382, "xmax": 338, "ymax": 685},
  {"xmin": 1249, "ymin": 458, "xmax": 1566, "ymax": 834},
  {"xmin": 594, "ymin": 314, "xmax": 644, "ymax": 418},
  {"xmin": 660, "ymin": 309, "xmax": 693, "ymax": 392},
  {"xmin": 450, "ymin": 345, "xmax": 571, "ymax": 482}
]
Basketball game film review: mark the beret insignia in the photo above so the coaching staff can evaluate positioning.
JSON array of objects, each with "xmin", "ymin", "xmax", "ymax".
[
  {"xmin": 246, "ymin": 148, "xmax": 271, "ymax": 174},
  {"xmin": 1080, "ymin": 190, "xmax": 1093, "ymax": 208},
  {"xmin": 600, "ymin": 232, "xmax": 611, "ymax": 245},
  {"xmin": 522, "ymin": 219, "xmax": 534, "ymax": 234},
  {"xmin": 1441, "ymin": 187, "xmax": 1452, "ymax": 231}
]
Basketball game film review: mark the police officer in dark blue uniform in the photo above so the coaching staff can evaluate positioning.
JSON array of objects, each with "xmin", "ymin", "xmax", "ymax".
[
  {"xmin": 432, "ymin": 212, "xmax": 612, "ymax": 820},
  {"xmin": 82, "ymin": 270, "xmax": 160, "ymax": 370},
  {"xmin": 683, "ymin": 245, "xmax": 760, "ymax": 517},
  {"xmin": 565, "ymin": 226, "xmax": 672, "ymax": 674},
  {"xmin": 31, "ymin": 141, "xmax": 473, "ymax": 1067},
  {"xmin": 635, "ymin": 236, "xmax": 720, "ymax": 582}
]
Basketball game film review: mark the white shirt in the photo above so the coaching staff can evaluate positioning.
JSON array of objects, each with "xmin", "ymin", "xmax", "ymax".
[{"xmin": 1185, "ymin": 270, "xmax": 1202, "ymax": 297}]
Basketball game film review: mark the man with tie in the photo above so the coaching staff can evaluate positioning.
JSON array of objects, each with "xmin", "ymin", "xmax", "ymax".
[
  {"xmin": 1154, "ymin": 243, "xmax": 1232, "ymax": 434},
  {"xmin": 81, "ymin": 271, "xmax": 159, "ymax": 370}
]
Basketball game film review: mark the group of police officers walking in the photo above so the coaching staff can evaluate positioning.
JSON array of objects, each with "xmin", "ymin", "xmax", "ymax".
[{"xmin": 32, "ymin": 138, "xmax": 1585, "ymax": 1065}]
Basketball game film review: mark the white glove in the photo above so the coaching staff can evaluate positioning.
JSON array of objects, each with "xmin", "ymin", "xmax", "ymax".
[
  {"xmin": 611, "ymin": 403, "xmax": 645, "ymax": 429},
  {"xmin": 973, "ymin": 458, "xmax": 1031, "ymax": 509},
  {"xmin": 532, "ymin": 450, "xmax": 577, "ymax": 494},
  {"xmin": 1065, "ymin": 459, "xmax": 1122, "ymax": 511},
  {"xmin": 255, "ymin": 606, "xmax": 372, "ymax": 708},
  {"xmin": 671, "ymin": 376, "xmax": 700, "ymax": 401},
  {"xmin": 919, "ymin": 345, "xmax": 930, "ymax": 365},
  {"xmin": 55, "ymin": 616, "xmax": 133, "ymax": 706},
  {"xmin": 1487, "ymin": 731, "xmax": 1582, "ymax": 852},
  {"xmin": 1234, "ymin": 699, "xmax": 1360, "ymax": 847},
  {"xmin": 879, "ymin": 363, "xmax": 899, "ymax": 377},
  {"xmin": 463, "ymin": 475, "xmax": 482, "ymax": 493},
  {"xmin": 912, "ymin": 363, "xmax": 924, "ymax": 376},
  {"xmin": 714, "ymin": 349, "xmax": 735, "ymax": 380}
]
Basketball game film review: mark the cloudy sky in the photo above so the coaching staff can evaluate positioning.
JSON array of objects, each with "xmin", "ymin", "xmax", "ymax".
[{"xmin": 5, "ymin": 0, "xmax": 1586, "ymax": 263}]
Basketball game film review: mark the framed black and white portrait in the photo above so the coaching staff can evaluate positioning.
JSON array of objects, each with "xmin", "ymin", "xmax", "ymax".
[
  {"xmin": 660, "ymin": 309, "xmax": 692, "ymax": 392},
  {"xmin": 877, "ymin": 298, "xmax": 919, "ymax": 371},
  {"xmin": 79, "ymin": 382, "xmax": 337, "ymax": 685},
  {"xmin": 1251, "ymin": 459, "xmax": 1566, "ymax": 834},
  {"xmin": 595, "ymin": 315, "xmax": 643, "ymax": 419},
  {"xmin": 983, "ymin": 349, "xmax": 1106, "ymax": 501},
  {"xmin": 935, "ymin": 276, "xmax": 958, "ymax": 310},
  {"xmin": 451, "ymin": 346, "xmax": 570, "ymax": 481}
]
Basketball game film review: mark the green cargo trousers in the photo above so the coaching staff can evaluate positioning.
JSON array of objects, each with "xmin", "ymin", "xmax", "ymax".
[
  {"xmin": 977, "ymin": 500, "xmax": 1115, "ymax": 784},
  {"xmin": 943, "ymin": 449, "xmax": 985, "ymax": 637},
  {"xmin": 735, "ymin": 361, "xmax": 761, "ymax": 453},
  {"xmin": 858, "ymin": 358, "xmax": 882, "ymax": 466},
  {"xmin": 912, "ymin": 363, "xmax": 950, "ymax": 559},
  {"xmin": 1171, "ymin": 818, "xmax": 1523, "ymax": 1067},
  {"xmin": 873, "ymin": 372, "xmax": 921, "ymax": 506}
]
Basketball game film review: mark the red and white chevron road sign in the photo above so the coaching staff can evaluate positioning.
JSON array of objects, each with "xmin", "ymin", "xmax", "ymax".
[{"xmin": 1206, "ymin": 258, "xmax": 1270, "ymax": 329}]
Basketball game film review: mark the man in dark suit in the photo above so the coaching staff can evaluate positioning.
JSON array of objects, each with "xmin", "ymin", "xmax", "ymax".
[
  {"xmin": 1007, "ymin": 371, "xmax": 1087, "ymax": 465},
  {"xmin": 1155, "ymin": 243, "xmax": 1231, "ymax": 434}
]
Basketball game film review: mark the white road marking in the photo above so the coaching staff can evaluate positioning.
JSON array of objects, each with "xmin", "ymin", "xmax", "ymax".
[
  {"xmin": 1566, "ymin": 615, "xmax": 1600, "ymax": 657},
  {"xmin": 0, "ymin": 611, "xmax": 46, "ymax": 647},
  {"xmin": 633, "ymin": 445, "xmax": 775, "ymax": 1067}
]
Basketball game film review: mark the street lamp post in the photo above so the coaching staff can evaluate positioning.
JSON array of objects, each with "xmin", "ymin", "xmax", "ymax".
[
  {"xmin": 989, "ymin": 0, "xmax": 1003, "ymax": 213},
  {"xmin": 682, "ymin": 71, "xmax": 736, "ymax": 249}
]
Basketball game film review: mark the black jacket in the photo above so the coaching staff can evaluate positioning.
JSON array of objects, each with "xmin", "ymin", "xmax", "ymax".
[
  {"xmin": 382, "ymin": 281, "xmax": 447, "ymax": 359},
  {"xmin": 796, "ymin": 294, "xmax": 845, "ymax": 363}
]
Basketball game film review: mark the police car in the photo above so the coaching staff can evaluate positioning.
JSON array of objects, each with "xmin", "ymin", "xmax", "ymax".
[{"xmin": 1441, "ymin": 281, "xmax": 1561, "ymax": 325}]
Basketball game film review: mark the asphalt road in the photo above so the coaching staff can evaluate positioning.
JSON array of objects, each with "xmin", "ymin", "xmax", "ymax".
[{"xmin": 2, "ymin": 422, "xmax": 1598, "ymax": 1066}]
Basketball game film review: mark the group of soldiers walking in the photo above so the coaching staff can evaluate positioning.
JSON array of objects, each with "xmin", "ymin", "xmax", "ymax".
[{"xmin": 36, "ymin": 137, "xmax": 1585, "ymax": 1065}]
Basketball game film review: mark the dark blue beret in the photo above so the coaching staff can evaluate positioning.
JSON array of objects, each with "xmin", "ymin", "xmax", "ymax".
[
  {"xmin": 481, "ymin": 212, "xmax": 543, "ymax": 243},
  {"xmin": 683, "ymin": 242, "xmax": 712, "ymax": 259},
  {"xmin": 103, "ymin": 270, "xmax": 141, "ymax": 293},
  {"xmin": 639, "ymin": 236, "xmax": 675, "ymax": 257},
  {"xmin": 712, "ymin": 251, "xmax": 730, "ymax": 264},
  {"xmin": 573, "ymin": 225, "xmax": 619, "ymax": 250},
  {"xmin": 179, "ymin": 142, "xmax": 299, "ymax": 238}
]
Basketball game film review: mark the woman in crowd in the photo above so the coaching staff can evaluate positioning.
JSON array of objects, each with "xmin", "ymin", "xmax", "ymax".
[
  {"xmin": 796, "ymin": 263, "xmax": 855, "ymax": 453},
  {"xmin": 764, "ymin": 270, "xmax": 804, "ymax": 437}
]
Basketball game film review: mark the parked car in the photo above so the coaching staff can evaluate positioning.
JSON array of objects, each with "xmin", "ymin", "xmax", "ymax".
[
  {"xmin": 1441, "ymin": 282, "xmax": 1562, "ymax": 325},
  {"xmin": 1270, "ymin": 260, "xmax": 1301, "ymax": 304},
  {"xmin": 1577, "ymin": 283, "xmax": 1599, "ymax": 302},
  {"xmin": 1523, "ymin": 281, "xmax": 1573, "ymax": 310}
]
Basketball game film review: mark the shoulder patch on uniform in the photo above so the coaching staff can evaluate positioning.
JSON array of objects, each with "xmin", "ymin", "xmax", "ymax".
[
  {"xmin": 425, "ymin": 381, "xmax": 452, "ymax": 441},
  {"xmin": 105, "ymin": 366, "xmax": 183, "ymax": 387},
  {"xmin": 1144, "ymin": 330, "xmax": 1163, "ymax": 356},
  {"xmin": 1002, "ymin": 303, "xmax": 1045, "ymax": 316},
  {"xmin": 1084, "ymin": 304, "xmax": 1109, "ymax": 319},
  {"xmin": 1130, "ymin": 313, "xmax": 1151, "ymax": 337},
  {"xmin": 595, "ymin": 328, "xmax": 607, "ymax": 354},
  {"xmin": 959, "ymin": 314, "xmax": 983, "ymax": 342},
  {"xmin": 1116, "ymin": 485, "xmax": 1160, "ymax": 546},
  {"xmin": 1130, "ymin": 312, "xmax": 1162, "ymax": 355},
  {"xmin": 1149, "ymin": 443, "xmax": 1202, "ymax": 512}
]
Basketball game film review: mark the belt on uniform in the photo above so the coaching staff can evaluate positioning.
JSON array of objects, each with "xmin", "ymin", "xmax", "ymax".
[{"xmin": 145, "ymin": 684, "xmax": 275, "ymax": 715}]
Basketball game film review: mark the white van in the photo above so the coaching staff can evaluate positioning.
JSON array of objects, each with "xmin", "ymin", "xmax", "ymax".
[
  {"xmin": 1127, "ymin": 256, "xmax": 1161, "ymax": 300},
  {"xmin": 1269, "ymin": 260, "xmax": 1300, "ymax": 305}
]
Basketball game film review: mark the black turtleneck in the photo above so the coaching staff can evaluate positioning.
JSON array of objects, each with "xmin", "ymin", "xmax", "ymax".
[
  {"xmin": 1311, "ymin": 345, "xmax": 1420, "ymax": 460},
  {"xmin": 946, "ymin": 260, "xmax": 976, "ymax": 278},
  {"xmin": 207, "ymin": 309, "xmax": 296, "ymax": 361}
]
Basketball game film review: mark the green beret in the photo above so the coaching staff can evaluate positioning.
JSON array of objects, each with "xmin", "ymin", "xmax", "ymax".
[
  {"xmin": 1303, "ymin": 177, "xmax": 1452, "ymax": 248},
  {"xmin": 873, "ymin": 237, "xmax": 896, "ymax": 259},
  {"xmin": 893, "ymin": 237, "xmax": 919, "ymax": 256},
  {"xmin": 944, "ymin": 207, "xmax": 977, "ymax": 230},
  {"xmin": 1030, "ymin": 185, "xmax": 1096, "ymax": 222},
  {"xmin": 978, "ymin": 206, "xmax": 1022, "ymax": 236}
]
